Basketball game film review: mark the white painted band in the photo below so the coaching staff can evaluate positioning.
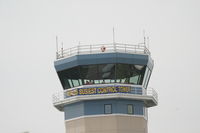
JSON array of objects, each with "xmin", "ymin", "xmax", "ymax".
[{"xmin": 65, "ymin": 113, "xmax": 147, "ymax": 122}]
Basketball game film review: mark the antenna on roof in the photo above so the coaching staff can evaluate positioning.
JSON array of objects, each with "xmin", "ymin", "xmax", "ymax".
[
  {"xmin": 61, "ymin": 42, "xmax": 64, "ymax": 57},
  {"xmin": 56, "ymin": 36, "xmax": 58, "ymax": 59},
  {"xmin": 147, "ymin": 36, "xmax": 150, "ymax": 50},
  {"xmin": 143, "ymin": 30, "xmax": 146, "ymax": 46},
  {"xmin": 113, "ymin": 27, "xmax": 115, "ymax": 44}
]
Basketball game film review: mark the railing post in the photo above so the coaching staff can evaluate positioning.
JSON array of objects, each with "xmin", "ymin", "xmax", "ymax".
[
  {"xmin": 134, "ymin": 45, "xmax": 136, "ymax": 53},
  {"xmin": 61, "ymin": 47, "xmax": 64, "ymax": 58},
  {"xmin": 114, "ymin": 43, "xmax": 116, "ymax": 52},
  {"xmin": 144, "ymin": 47, "xmax": 147, "ymax": 54},
  {"xmin": 77, "ymin": 45, "xmax": 79, "ymax": 55},
  {"xmin": 56, "ymin": 52, "xmax": 59, "ymax": 59},
  {"xmin": 90, "ymin": 45, "xmax": 92, "ymax": 54}
]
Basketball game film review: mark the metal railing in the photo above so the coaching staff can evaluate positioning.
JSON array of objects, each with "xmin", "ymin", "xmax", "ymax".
[
  {"xmin": 52, "ymin": 84, "xmax": 158, "ymax": 104},
  {"xmin": 56, "ymin": 43, "xmax": 151, "ymax": 59}
]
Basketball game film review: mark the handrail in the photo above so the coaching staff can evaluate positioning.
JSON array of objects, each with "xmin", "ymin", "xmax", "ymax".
[
  {"xmin": 56, "ymin": 43, "xmax": 151, "ymax": 59},
  {"xmin": 52, "ymin": 84, "xmax": 158, "ymax": 104}
]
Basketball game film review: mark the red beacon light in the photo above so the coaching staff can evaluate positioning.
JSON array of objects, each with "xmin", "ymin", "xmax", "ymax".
[{"xmin": 101, "ymin": 46, "xmax": 106, "ymax": 52}]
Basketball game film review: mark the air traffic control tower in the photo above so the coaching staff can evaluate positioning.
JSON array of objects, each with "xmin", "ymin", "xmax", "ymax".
[{"xmin": 53, "ymin": 43, "xmax": 158, "ymax": 133}]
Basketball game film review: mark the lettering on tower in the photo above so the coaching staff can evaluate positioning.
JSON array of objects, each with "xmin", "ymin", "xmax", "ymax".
[{"xmin": 66, "ymin": 86, "xmax": 134, "ymax": 97}]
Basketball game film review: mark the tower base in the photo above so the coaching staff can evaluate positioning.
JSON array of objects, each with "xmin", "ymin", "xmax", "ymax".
[{"xmin": 65, "ymin": 115, "xmax": 147, "ymax": 133}]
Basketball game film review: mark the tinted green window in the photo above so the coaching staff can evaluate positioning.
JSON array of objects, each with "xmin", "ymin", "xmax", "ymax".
[{"xmin": 58, "ymin": 64, "xmax": 146, "ymax": 89}]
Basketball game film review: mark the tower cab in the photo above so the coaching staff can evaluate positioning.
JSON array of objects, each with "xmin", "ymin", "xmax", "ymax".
[{"xmin": 53, "ymin": 43, "xmax": 157, "ymax": 111}]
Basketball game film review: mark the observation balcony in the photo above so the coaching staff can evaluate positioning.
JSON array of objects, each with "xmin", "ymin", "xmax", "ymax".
[
  {"xmin": 52, "ymin": 84, "xmax": 158, "ymax": 111},
  {"xmin": 56, "ymin": 43, "xmax": 151, "ymax": 60}
]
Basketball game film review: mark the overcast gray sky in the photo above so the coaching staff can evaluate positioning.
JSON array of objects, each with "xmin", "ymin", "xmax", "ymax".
[{"xmin": 0, "ymin": 0, "xmax": 200, "ymax": 133}]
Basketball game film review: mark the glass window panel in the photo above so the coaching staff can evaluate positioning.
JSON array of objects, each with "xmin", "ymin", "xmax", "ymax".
[
  {"xmin": 78, "ymin": 79, "xmax": 83, "ymax": 85},
  {"xmin": 105, "ymin": 79, "xmax": 110, "ymax": 84},
  {"xmin": 90, "ymin": 80, "xmax": 94, "ymax": 84},
  {"xmin": 83, "ymin": 79, "xmax": 87, "ymax": 85},
  {"xmin": 116, "ymin": 64, "xmax": 131, "ymax": 79},
  {"xmin": 124, "ymin": 78, "xmax": 129, "ymax": 84},
  {"xmin": 121, "ymin": 78, "xmax": 126, "ymax": 83},
  {"xmin": 110, "ymin": 79, "xmax": 115, "ymax": 83},
  {"xmin": 94, "ymin": 80, "xmax": 99, "ymax": 84},
  {"xmin": 144, "ymin": 71, "xmax": 148, "ymax": 88},
  {"xmin": 104, "ymin": 104, "xmax": 112, "ymax": 114},
  {"xmin": 144, "ymin": 68, "xmax": 151, "ymax": 88},
  {"xmin": 68, "ymin": 79, "xmax": 73, "ymax": 88},
  {"xmin": 130, "ymin": 75, "xmax": 139, "ymax": 84},
  {"xmin": 72, "ymin": 79, "xmax": 79, "ymax": 87},
  {"xmin": 127, "ymin": 104, "xmax": 133, "ymax": 114},
  {"xmin": 116, "ymin": 79, "xmax": 121, "ymax": 83},
  {"xmin": 143, "ymin": 68, "xmax": 148, "ymax": 88},
  {"xmin": 116, "ymin": 64, "xmax": 146, "ymax": 85},
  {"xmin": 58, "ymin": 66, "xmax": 81, "ymax": 89},
  {"xmin": 84, "ymin": 80, "xmax": 91, "ymax": 85},
  {"xmin": 62, "ymin": 78, "xmax": 70, "ymax": 89},
  {"xmin": 99, "ymin": 80, "xmax": 104, "ymax": 84},
  {"xmin": 99, "ymin": 64, "xmax": 115, "ymax": 79}
]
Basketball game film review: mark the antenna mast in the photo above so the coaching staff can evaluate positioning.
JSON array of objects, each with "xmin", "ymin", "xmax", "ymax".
[
  {"xmin": 113, "ymin": 27, "xmax": 115, "ymax": 44},
  {"xmin": 147, "ymin": 37, "xmax": 150, "ymax": 50},
  {"xmin": 61, "ymin": 42, "xmax": 64, "ymax": 58},
  {"xmin": 56, "ymin": 36, "xmax": 58, "ymax": 59},
  {"xmin": 143, "ymin": 30, "xmax": 146, "ymax": 46}
]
